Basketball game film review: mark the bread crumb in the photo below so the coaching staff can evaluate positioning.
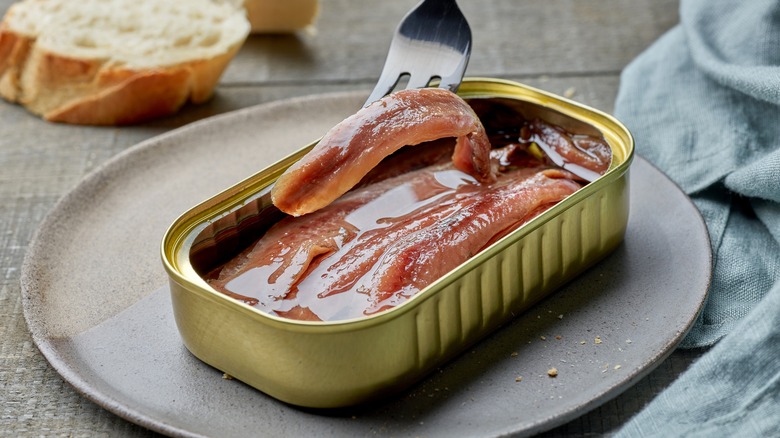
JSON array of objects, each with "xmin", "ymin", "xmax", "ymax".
[
  {"xmin": 594, "ymin": 336, "xmax": 602, "ymax": 344},
  {"xmin": 547, "ymin": 368, "xmax": 558, "ymax": 377},
  {"xmin": 555, "ymin": 335, "xmax": 562, "ymax": 340},
  {"xmin": 510, "ymin": 351, "xmax": 519, "ymax": 357},
  {"xmin": 564, "ymin": 87, "xmax": 576, "ymax": 98},
  {"xmin": 515, "ymin": 376, "xmax": 523, "ymax": 382},
  {"xmin": 540, "ymin": 336, "xmax": 547, "ymax": 341},
  {"xmin": 580, "ymin": 340, "xmax": 587, "ymax": 345},
  {"xmin": 614, "ymin": 365, "xmax": 622, "ymax": 370},
  {"xmin": 222, "ymin": 373, "xmax": 234, "ymax": 380},
  {"xmin": 557, "ymin": 314, "xmax": 564, "ymax": 319}
]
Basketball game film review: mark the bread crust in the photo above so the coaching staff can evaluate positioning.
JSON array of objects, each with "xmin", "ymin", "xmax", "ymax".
[
  {"xmin": 0, "ymin": 2, "xmax": 248, "ymax": 125},
  {"xmin": 0, "ymin": 29, "xmax": 32, "ymax": 103},
  {"xmin": 42, "ymin": 46, "xmax": 242, "ymax": 125}
]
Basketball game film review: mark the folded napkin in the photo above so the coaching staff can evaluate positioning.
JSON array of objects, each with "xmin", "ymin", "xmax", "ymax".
[
  {"xmin": 617, "ymin": 282, "xmax": 780, "ymax": 436},
  {"xmin": 612, "ymin": 0, "xmax": 780, "ymax": 434},
  {"xmin": 614, "ymin": 0, "xmax": 780, "ymax": 349}
]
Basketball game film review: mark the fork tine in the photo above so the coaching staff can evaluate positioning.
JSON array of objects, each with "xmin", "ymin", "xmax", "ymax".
[
  {"xmin": 364, "ymin": 40, "xmax": 406, "ymax": 107},
  {"xmin": 364, "ymin": 70, "xmax": 401, "ymax": 108},
  {"xmin": 436, "ymin": 45, "xmax": 470, "ymax": 93},
  {"xmin": 406, "ymin": 73, "xmax": 434, "ymax": 90}
]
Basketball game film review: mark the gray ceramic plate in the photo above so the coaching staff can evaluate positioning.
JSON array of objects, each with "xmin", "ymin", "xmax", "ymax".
[{"xmin": 21, "ymin": 92, "xmax": 711, "ymax": 437}]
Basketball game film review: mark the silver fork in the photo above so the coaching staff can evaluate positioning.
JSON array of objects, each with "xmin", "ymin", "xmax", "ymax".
[{"xmin": 363, "ymin": 0, "xmax": 472, "ymax": 107}]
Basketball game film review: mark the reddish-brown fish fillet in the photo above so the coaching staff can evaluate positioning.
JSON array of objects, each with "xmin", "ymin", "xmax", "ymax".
[
  {"xmin": 364, "ymin": 169, "xmax": 580, "ymax": 313},
  {"xmin": 530, "ymin": 119, "xmax": 612, "ymax": 177},
  {"xmin": 311, "ymin": 166, "xmax": 547, "ymax": 301},
  {"xmin": 208, "ymin": 162, "xmax": 459, "ymax": 315},
  {"xmin": 208, "ymin": 97, "xmax": 615, "ymax": 322},
  {"xmin": 271, "ymin": 88, "xmax": 494, "ymax": 217},
  {"xmin": 209, "ymin": 162, "xmax": 581, "ymax": 321}
]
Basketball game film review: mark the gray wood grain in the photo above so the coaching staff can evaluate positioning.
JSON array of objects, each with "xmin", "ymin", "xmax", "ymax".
[
  {"xmin": 0, "ymin": 0, "xmax": 688, "ymax": 436},
  {"xmin": 222, "ymin": 0, "xmax": 679, "ymax": 83}
]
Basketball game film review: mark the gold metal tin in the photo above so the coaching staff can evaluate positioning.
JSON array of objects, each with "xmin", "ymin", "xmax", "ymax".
[{"xmin": 161, "ymin": 78, "xmax": 634, "ymax": 408}]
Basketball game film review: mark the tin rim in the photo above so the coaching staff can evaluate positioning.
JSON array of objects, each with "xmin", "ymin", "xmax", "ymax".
[{"xmin": 161, "ymin": 77, "xmax": 635, "ymax": 331}]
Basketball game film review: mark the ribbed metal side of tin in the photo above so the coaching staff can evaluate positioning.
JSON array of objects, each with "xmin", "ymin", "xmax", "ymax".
[{"xmin": 162, "ymin": 78, "xmax": 634, "ymax": 408}]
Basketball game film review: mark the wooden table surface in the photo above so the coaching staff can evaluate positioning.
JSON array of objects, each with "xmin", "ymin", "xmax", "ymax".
[{"xmin": 0, "ymin": 0, "xmax": 706, "ymax": 436}]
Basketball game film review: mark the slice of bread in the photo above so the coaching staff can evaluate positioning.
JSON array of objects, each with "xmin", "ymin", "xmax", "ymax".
[{"xmin": 0, "ymin": 0, "xmax": 250, "ymax": 125}]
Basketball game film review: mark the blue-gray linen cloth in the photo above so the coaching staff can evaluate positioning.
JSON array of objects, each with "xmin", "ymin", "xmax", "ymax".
[{"xmin": 612, "ymin": 0, "xmax": 780, "ymax": 435}]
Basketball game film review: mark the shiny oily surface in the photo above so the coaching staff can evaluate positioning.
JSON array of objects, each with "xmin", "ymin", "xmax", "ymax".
[
  {"xmin": 21, "ymin": 91, "xmax": 710, "ymax": 436},
  {"xmin": 199, "ymin": 89, "xmax": 617, "ymax": 324},
  {"xmin": 208, "ymin": 138, "xmax": 604, "ymax": 322},
  {"xmin": 161, "ymin": 79, "xmax": 634, "ymax": 408},
  {"xmin": 212, "ymin": 166, "xmax": 581, "ymax": 321}
]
